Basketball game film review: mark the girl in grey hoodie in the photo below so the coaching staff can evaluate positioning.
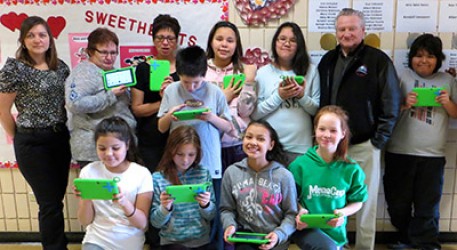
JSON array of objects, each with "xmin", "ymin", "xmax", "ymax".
[{"xmin": 220, "ymin": 120, "xmax": 298, "ymax": 250}]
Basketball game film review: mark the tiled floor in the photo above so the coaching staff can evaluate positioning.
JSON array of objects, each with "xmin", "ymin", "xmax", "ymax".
[{"xmin": 1, "ymin": 244, "xmax": 457, "ymax": 250}]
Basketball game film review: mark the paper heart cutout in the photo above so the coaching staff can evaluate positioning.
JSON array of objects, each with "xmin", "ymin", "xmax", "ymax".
[
  {"xmin": 235, "ymin": 0, "xmax": 295, "ymax": 25},
  {"xmin": 0, "ymin": 12, "xmax": 28, "ymax": 32},
  {"xmin": 47, "ymin": 16, "xmax": 66, "ymax": 39},
  {"xmin": 242, "ymin": 47, "xmax": 271, "ymax": 68}
]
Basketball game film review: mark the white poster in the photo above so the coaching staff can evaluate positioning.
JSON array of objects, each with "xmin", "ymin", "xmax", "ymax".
[
  {"xmin": 396, "ymin": 0, "xmax": 438, "ymax": 32},
  {"xmin": 308, "ymin": 0, "xmax": 350, "ymax": 32},
  {"xmin": 353, "ymin": 0, "xmax": 394, "ymax": 32},
  {"xmin": 438, "ymin": 0, "xmax": 457, "ymax": 32}
]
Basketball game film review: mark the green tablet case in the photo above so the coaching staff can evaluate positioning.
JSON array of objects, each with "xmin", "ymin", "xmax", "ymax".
[
  {"xmin": 412, "ymin": 87, "xmax": 443, "ymax": 107},
  {"xmin": 165, "ymin": 182, "xmax": 210, "ymax": 203},
  {"xmin": 227, "ymin": 232, "xmax": 269, "ymax": 244},
  {"xmin": 223, "ymin": 73, "xmax": 246, "ymax": 89},
  {"xmin": 173, "ymin": 108, "xmax": 210, "ymax": 121},
  {"xmin": 74, "ymin": 178, "xmax": 120, "ymax": 200},
  {"xmin": 300, "ymin": 214, "xmax": 339, "ymax": 228},
  {"xmin": 281, "ymin": 75, "xmax": 305, "ymax": 85},
  {"xmin": 149, "ymin": 59, "xmax": 170, "ymax": 91},
  {"xmin": 102, "ymin": 67, "xmax": 137, "ymax": 90}
]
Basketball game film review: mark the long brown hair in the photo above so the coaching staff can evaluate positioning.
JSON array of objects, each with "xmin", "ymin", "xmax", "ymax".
[
  {"xmin": 16, "ymin": 16, "xmax": 59, "ymax": 70},
  {"xmin": 314, "ymin": 105, "xmax": 351, "ymax": 162},
  {"xmin": 156, "ymin": 126, "xmax": 202, "ymax": 185}
]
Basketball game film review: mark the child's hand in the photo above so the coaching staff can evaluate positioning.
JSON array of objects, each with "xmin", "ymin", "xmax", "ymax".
[
  {"xmin": 112, "ymin": 187, "xmax": 129, "ymax": 208},
  {"xmin": 159, "ymin": 76, "xmax": 174, "ymax": 98},
  {"xmin": 436, "ymin": 89, "xmax": 452, "ymax": 106},
  {"xmin": 196, "ymin": 109, "xmax": 213, "ymax": 121},
  {"xmin": 403, "ymin": 91, "xmax": 418, "ymax": 109},
  {"xmin": 72, "ymin": 185, "xmax": 82, "ymax": 198},
  {"xmin": 169, "ymin": 104, "xmax": 187, "ymax": 121},
  {"xmin": 223, "ymin": 225, "xmax": 236, "ymax": 243},
  {"xmin": 327, "ymin": 209, "xmax": 345, "ymax": 228},
  {"xmin": 195, "ymin": 191, "xmax": 211, "ymax": 208},
  {"xmin": 278, "ymin": 78, "xmax": 299, "ymax": 100},
  {"xmin": 160, "ymin": 191, "xmax": 174, "ymax": 211},
  {"xmin": 295, "ymin": 207, "xmax": 309, "ymax": 230},
  {"xmin": 259, "ymin": 232, "xmax": 278, "ymax": 250},
  {"xmin": 223, "ymin": 78, "xmax": 242, "ymax": 102}
]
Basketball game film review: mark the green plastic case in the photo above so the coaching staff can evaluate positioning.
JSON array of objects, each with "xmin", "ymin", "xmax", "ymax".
[
  {"xmin": 149, "ymin": 59, "xmax": 170, "ymax": 91},
  {"xmin": 165, "ymin": 182, "xmax": 210, "ymax": 203},
  {"xmin": 281, "ymin": 75, "xmax": 305, "ymax": 85},
  {"xmin": 102, "ymin": 67, "xmax": 137, "ymax": 90},
  {"xmin": 223, "ymin": 73, "xmax": 246, "ymax": 89},
  {"xmin": 299, "ymin": 213, "xmax": 339, "ymax": 228},
  {"xmin": 412, "ymin": 87, "xmax": 443, "ymax": 107},
  {"xmin": 227, "ymin": 232, "xmax": 269, "ymax": 244},
  {"xmin": 74, "ymin": 178, "xmax": 120, "ymax": 200},
  {"xmin": 173, "ymin": 108, "xmax": 210, "ymax": 121}
]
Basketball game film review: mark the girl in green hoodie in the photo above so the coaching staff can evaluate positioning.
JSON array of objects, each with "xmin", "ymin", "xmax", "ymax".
[{"xmin": 289, "ymin": 105, "xmax": 368, "ymax": 249}]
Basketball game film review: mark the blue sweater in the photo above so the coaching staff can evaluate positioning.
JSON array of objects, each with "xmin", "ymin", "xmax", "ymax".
[{"xmin": 150, "ymin": 165, "xmax": 216, "ymax": 247}]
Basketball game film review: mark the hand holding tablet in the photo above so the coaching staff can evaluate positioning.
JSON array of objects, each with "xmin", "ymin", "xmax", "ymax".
[
  {"xmin": 223, "ymin": 73, "xmax": 246, "ymax": 89},
  {"xmin": 74, "ymin": 178, "xmax": 120, "ymax": 200},
  {"xmin": 165, "ymin": 182, "xmax": 210, "ymax": 203},
  {"xmin": 299, "ymin": 213, "xmax": 341, "ymax": 228},
  {"xmin": 102, "ymin": 67, "xmax": 137, "ymax": 90},
  {"xmin": 412, "ymin": 87, "xmax": 444, "ymax": 107},
  {"xmin": 227, "ymin": 232, "xmax": 270, "ymax": 244}
]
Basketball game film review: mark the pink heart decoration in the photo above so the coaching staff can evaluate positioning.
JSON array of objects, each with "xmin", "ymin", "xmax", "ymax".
[
  {"xmin": 47, "ymin": 16, "xmax": 66, "ymax": 39},
  {"xmin": 0, "ymin": 12, "xmax": 28, "ymax": 32},
  {"xmin": 242, "ymin": 47, "xmax": 272, "ymax": 68},
  {"xmin": 235, "ymin": 0, "xmax": 295, "ymax": 25}
]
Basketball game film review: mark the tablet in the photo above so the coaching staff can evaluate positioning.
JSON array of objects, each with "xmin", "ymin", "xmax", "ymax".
[
  {"xmin": 173, "ymin": 108, "xmax": 210, "ymax": 121},
  {"xmin": 412, "ymin": 87, "xmax": 443, "ymax": 107},
  {"xmin": 227, "ymin": 232, "xmax": 269, "ymax": 244},
  {"xmin": 102, "ymin": 67, "xmax": 137, "ymax": 90},
  {"xmin": 149, "ymin": 59, "xmax": 170, "ymax": 91},
  {"xmin": 300, "ymin": 214, "xmax": 339, "ymax": 228},
  {"xmin": 223, "ymin": 73, "xmax": 246, "ymax": 89},
  {"xmin": 166, "ymin": 182, "xmax": 210, "ymax": 203},
  {"xmin": 74, "ymin": 178, "xmax": 120, "ymax": 200},
  {"xmin": 281, "ymin": 75, "xmax": 305, "ymax": 85}
]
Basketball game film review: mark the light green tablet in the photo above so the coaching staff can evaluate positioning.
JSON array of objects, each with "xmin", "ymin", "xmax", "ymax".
[
  {"xmin": 300, "ymin": 213, "xmax": 340, "ymax": 228},
  {"xmin": 102, "ymin": 67, "xmax": 137, "ymax": 90},
  {"xmin": 74, "ymin": 178, "xmax": 120, "ymax": 200},
  {"xmin": 173, "ymin": 108, "xmax": 210, "ymax": 121},
  {"xmin": 165, "ymin": 182, "xmax": 210, "ymax": 203},
  {"xmin": 412, "ymin": 87, "xmax": 443, "ymax": 107},
  {"xmin": 149, "ymin": 59, "xmax": 170, "ymax": 91},
  {"xmin": 223, "ymin": 73, "xmax": 246, "ymax": 89}
]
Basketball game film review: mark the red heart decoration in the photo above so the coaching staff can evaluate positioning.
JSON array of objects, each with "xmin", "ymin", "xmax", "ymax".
[
  {"xmin": 235, "ymin": 0, "xmax": 295, "ymax": 25},
  {"xmin": 47, "ymin": 16, "xmax": 66, "ymax": 39},
  {"xmin": 1, "ymin": 12, "xmax": 28, "ymax": 32}
]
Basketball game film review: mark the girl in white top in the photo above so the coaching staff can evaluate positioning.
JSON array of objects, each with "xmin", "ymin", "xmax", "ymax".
[{"xmin": 75, "ymin": 116, "xmax": 153, "ymax": 250}]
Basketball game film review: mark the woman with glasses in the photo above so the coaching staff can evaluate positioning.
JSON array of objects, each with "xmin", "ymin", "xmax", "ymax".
[
  {"xmin": 0, "ymin": 16, "xmax": 71, "ymax": 249},
  {"xmin": 251, "ymin": 22, "xmax": 320, "ymax": 164},
  {"xmin": 131, "ymin": 14, "xmax": 181, "ymax": 173},
  {"xmin": 65, "ymin": 27, "xmax": 136, "ymax": 168}
]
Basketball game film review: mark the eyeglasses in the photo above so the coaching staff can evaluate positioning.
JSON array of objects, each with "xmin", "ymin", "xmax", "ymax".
[
  {"xmin": 93, "ymin": 48, "xmax": 118, "ymax": 57},
  {"xmin": 277, "ymin": 36, "xmax": 297, "ymax": 45},
  {"xmin": 154, "ymin": 36, "xmax": 177, "ymax": 43}
]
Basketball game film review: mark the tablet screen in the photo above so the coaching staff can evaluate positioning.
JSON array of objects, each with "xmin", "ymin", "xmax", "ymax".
[{"xmin": 104, "ymin": 69, "xmax": 134, "ymax": 89}]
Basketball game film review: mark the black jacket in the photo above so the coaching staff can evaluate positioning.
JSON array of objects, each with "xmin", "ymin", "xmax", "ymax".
[{"xmin": 318, "ymin": 42, "xmax": 401, "ymax": 149}]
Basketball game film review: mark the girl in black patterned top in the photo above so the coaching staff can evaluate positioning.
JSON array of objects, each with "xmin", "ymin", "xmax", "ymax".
[{"xmin": 0, "ymin": 16, "xmax": 71, "ymax": 250}]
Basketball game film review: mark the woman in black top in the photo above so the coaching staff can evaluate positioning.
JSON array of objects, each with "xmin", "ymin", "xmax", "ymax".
[
  {"xmin": 0, "ymin": 16, "xmax": 71, "ymax": 250},
  {"xmin": 131, "ymin": 14, "xmax": 181, "ymax": 172}
]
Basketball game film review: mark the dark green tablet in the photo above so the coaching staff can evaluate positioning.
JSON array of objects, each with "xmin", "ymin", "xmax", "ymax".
[
  {"xmin": 74, "ymin": 178, "xmax": 120, "ymax": 200},
  {"xmin": 300, "ymin": 213, "xmax": 339, "ymax": 228},
  {"xmin": 412, "ymin": 87, "xmax": 443, "ymax": 107},
  {"xmin": 149, "ymin": 59, "xmax": 170, "ymax": 91},
  {"xmin": 165, "ymin": 182, "xmax": 210, "ymax": 203},
  {"xmin": 227, "ymin": 232, "xmax": 269, "ymax": 244},
  {"xmin": 102, "ymin": 67, "xmax": 137, "ymax": 90},
  {"xmin": 173, "ymin": 108, "xmax": 210, "ymax": 121},
  {"xmin": 223, "ymin": 73, "xmax": 246, "ymax": 89}
]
